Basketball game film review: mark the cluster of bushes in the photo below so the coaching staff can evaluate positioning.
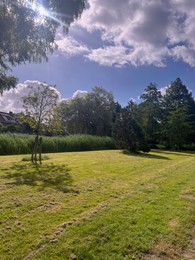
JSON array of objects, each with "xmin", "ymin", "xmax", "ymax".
[{"xmin": 0, "ymin": 134, "xmax": 116, "ymax": 155}]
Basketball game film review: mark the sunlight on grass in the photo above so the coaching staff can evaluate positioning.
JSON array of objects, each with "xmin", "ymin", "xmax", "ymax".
[{"xmin": 0, "ymin": 150, "xmax": 194, "ymax": 259}]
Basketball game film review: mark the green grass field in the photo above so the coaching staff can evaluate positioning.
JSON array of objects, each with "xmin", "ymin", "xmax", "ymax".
[{"xmin": 0, "ymin": 150, "xmax": 194, "ymax": 259}]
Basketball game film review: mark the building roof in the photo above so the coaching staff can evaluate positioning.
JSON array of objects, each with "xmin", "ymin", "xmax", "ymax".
[{"xmin": 0, "ymin": 112, "xmax": 18, "ymax": 125}]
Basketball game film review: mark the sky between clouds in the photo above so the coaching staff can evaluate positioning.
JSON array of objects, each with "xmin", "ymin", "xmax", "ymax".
[{"xmin": 56, "ymin": 0, "xmax": 195, "ymax": 68}]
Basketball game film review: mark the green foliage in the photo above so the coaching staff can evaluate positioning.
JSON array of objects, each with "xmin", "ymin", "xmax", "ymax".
[
  {"xmin": 139, "ymin": 83, "xmax": 163, "ymax": 146},
  {"xmin": 0, "ymin": 0, "xmax": 86, "ymax": 92},
  {"xmin": 0, "ymin": 134, "xmax": 116, "ymax": 155},
  {"xmin": 164, "ymin": 78, "xmax": 194, "ymax": 110},
  {"xmin": 162, "ymin": 105, "xmax": 191, "ymax": 150},
  {"xmin": 0, "ymin": 75, "xmax": 18, "ymax": 95},
  {"xmin": 22, "ymin": 83, "xmax": 59, "ymax": 135},
  {"xmin": 113, "ymin": 107, "xmax": 150, "ymax": 153},
  {"xmin": 21, "ymin": 82, "xmax": 60, "ymax": 164},
  {"xmin": 162, "ymin": 78, "xmax": 195, "ymax": 149},
  {"xmin": 0, "ymin": 133, "xmax": 34, "ymax": 155},
  {"xmin": 58, "ymin": 86, "xmax": 115, "ymax": 136}
]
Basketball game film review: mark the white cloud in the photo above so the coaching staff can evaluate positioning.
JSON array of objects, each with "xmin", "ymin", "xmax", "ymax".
[
  {"xmin": 86, "ymin": 46, "xmax": 129, "ymax": 67},
  {"xmin": 72, "ymin": 90, "xmax": 88, "ymax": 99},
  {"xmin": 56, "ymin": 0, "xmax": 195, "ymax": 68},
  {"xmin": 0, "ymin": 80, "xmax": 89, "ymax": 112},
  {"xmin": 0, "ymin": 81, "xmax": 61, "ymax": 113},
  {"xmin": 55, "ymin": 35, "xmax": 89, "ymax": 56},
  {"xmin": 171, "ymin": 46, "xmax": 195, "ymax": 67},
  {"xmin": 159, "ymin": 86, "xmax": 169, "ymax": 96}
]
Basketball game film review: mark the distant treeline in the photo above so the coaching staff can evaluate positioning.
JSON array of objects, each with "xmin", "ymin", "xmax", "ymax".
[
  {"xmin": 0, "ymin": 134, "xmax": 115, "ymax": 155},
  {"xmin": 1, "ymin": 77, "xmax": 195, "ymax": 153}
]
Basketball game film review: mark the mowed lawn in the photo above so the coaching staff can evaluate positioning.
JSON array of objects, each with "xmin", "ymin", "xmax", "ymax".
[{"xmin": 0, "ymin": 150, "xmax": 194, "ymax": 260}]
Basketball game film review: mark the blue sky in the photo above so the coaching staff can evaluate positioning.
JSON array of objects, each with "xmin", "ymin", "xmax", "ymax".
[
  {"xmin": 12, "ymin": 55, "xmax": 195, "ymax": 106},
  {"xmin": 2, "ymin": 0, "xmax": 195, "ymax": 111}
]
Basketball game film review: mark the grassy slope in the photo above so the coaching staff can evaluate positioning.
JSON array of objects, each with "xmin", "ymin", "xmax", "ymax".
[{"xmin": 0, "ymin": 150, "xmax": 194, "ymax": 259}]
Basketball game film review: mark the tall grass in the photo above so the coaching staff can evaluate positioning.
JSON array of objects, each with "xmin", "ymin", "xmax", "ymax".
[{"xmin": 0, "ymin": 133, "xmax": 116, "ymax": 155}]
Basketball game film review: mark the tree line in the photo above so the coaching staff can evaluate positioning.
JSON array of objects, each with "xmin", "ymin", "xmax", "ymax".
[
  {"xmin": 1, "ymin": 1, "xmax": 194, "ymax": 159},
  {"xmin": 55, "ymin": 78, "xmax": 195, "ymax": 152},
  {"xmin": 2, "ymin": 77, "xmax": 194, "ymax": 157}
]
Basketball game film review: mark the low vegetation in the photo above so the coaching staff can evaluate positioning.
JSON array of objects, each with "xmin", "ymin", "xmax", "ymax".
[
  {"xmin": 0, "ymin": 134, "xmax": 115, "ymax": 155},
  {"xmin": 0, "ymin": 150, "xmax": 194, "ymax": 259}
]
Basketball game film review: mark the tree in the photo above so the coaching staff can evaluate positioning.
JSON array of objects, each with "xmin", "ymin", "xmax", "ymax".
[
  {"xmin": 22, "ymin": 82, "xmax": 59, "ymax": 164},
  {"xmin": 0, "ymin": 0, "xmax": 86, "ymax": 93},
  {"xmin": 112, "ymin": 107, "xmax": 150, "ymax": 153},
  {"xmin": 85, "ymin": 87, "xmax": 115, "ymax": 136},
  {"xmin": 164, "ymin": 78, "xmax": 194, "ymax": 110},
  {"xmin": 139, "ymin": 83, "xmax": 163, "ymax": 147},
  {"xmin": 162, "ymin": 78, "xmax": 195, "ymax": 149},
  {"xmin": 58, "ymin": 87, "xmax": 115, "ymax": 136},
  {"xmin": 58, "ymin": 96, "xmax": 90, "ymax": 135},
  {"xmin": 163, "ymin": 104, "xmax": 190, "ymax": 150}
]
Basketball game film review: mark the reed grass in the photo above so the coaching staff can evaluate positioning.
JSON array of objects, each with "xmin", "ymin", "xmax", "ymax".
[{"xmin": 0, "ymin": 133, "xmax": 115, "ymax": 155}]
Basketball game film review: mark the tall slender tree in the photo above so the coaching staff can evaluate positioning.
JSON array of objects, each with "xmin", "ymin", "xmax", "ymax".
[
  {"xmin": 139, "ymin": 83, "xmax": 163, "ymax": 146},
  {"xmin": 162, "ymin": 78, "xmax": 195, "ymax": 149},
  {"xmin": 113, "ymin": 106, "xmax": 149, "ymax": 153},
  {"xmin": 22, "ymin": 82, "xmax": 59, "ymax": 164}
]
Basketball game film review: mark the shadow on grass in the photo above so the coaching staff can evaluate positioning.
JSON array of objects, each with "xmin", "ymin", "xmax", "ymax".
[
  {"xmin": 4, "ymin": 163, "xmax": 74, "ymax": 193},
  {"xmin": 122, "ymin": 150, "xmax": 171, "ymax": 160},
  {"xmin": 152, "ymin": 149, "xmax": 195, "ymax": 156}
]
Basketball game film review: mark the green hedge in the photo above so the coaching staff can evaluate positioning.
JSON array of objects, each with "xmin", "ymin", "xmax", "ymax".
[{"xmin": 0, "ymin": 134, "xmax": 116, "ymax": 155}]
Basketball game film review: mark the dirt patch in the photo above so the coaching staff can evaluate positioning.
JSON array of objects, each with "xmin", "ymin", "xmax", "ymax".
[
  {"xmin": 143, "ymin": 227, "xmax": 195, "ymax": 260},
  {"xmin": 181, "ymin": 195, "xmax": 195, "ymax": 201},
  {"xmin": 168, "ymin": 219, "xmax": 179, "ymax": 228},
  {"xmin": 183, "ymin": 227, "xmax": 195, "ymax": 260},
  {"xmin": 37, "ymin": 202, "xmax": 59, "ymax": 211},
  {"xmin": 143, "ymin": 240, "xmax": 182, "ymax": 260},
  {"xmin": 180, "ymin": 190, "xmax": 195, "ymax": 201}
]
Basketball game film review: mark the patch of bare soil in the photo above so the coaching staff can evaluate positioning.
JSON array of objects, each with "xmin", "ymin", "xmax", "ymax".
[
  {"xmin": 143, "ymin": 227, "xmax": 195, "ymax": 260},
  {"xmin": 183, "ymin": 227, "xmax": 195, "ymax": 260},
  {"xmin": 143, "ymin": 240, "xmax": 182, "ymax": 260}
]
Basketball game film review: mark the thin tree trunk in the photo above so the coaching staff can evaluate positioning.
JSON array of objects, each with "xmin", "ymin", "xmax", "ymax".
[
  {"xmin": 32, "ymin": 136, "xmax": 39, "ymax": 164},
  {"xmin": 39, "ymin": 137, "xmax": 42, "ymax": 164}
]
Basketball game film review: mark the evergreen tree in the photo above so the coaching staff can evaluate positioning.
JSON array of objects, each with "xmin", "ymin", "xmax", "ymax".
[
  {"xmin": 162, "ymin": 78, "xmax": 195, "ymax": 149},
  {"xmin": 113, "ymin": 107, "xmax": 150, "ymax": 153},
  {"xmin": 139, "ymin": 83, "xmax": 163, "ymax": 147}
]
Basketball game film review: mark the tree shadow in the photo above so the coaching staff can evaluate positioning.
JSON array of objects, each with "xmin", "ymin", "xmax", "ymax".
[
  {"xmin": 3, "ymin": 163, "xmax": 74, "ymax": 193},
  {"xmin": 153, "ymin": 149, "xmax": 195, "ymax": 157},
  {"xmin": 122, "ymin": 150, "xmax": 171, "ymax": 160}
]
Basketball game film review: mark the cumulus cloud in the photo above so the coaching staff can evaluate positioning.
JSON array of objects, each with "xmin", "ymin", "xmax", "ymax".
[
  {"xmin": 55, "ymin": 35, "xmax": 89, "ymax": 56},
  {"xmin": 86, "ymin": 46, "xmax": 129, "ymax": 67},
  {"xmin": 0, "ymin": 81, "xmax": 61, "ymax": 113},
  {"xmin": 159, "ymin": 86, "xmax": 169, "ymax": 96},
  {"xmin": 56, "ymin": 0, "xmax": 195, "ymax": 68},
  {"xmin": 72, "ymin": 90, "xmax": 88, "ymax": 99}
]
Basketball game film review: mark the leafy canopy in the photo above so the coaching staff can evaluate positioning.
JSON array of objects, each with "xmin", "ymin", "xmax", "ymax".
[
  {"xmin": 22, "ymin": 83, "xmax": 59, "ymax": 135},
  {"xmin": 0, "ymin": 0, "xmax": 86, "ymax": 92}
]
